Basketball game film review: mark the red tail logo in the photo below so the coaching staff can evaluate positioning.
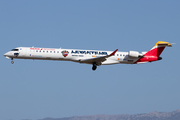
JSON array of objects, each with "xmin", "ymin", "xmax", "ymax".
[{"xmin": 136, "ymin": 41, "xmax": 172, "ymax": 63}]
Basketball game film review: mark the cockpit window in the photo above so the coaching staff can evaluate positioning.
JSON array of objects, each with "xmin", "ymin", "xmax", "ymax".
[{"xmin": 11, "ymin": 49, "xmax": 19, "ymax": 51}]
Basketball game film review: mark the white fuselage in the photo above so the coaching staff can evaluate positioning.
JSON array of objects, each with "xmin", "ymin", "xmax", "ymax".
[
  {"xmin": 3, "ymin": 41, "xmax": 172, "ymax": 70},
  {"xmin": 4, "ymin": 47, "xmax": 139, "ymax": 65}
]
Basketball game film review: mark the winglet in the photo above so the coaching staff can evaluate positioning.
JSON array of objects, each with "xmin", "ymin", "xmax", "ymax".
[{"xmin": 109, "ymin": 49, "xmax": 118, "ymax": 56}]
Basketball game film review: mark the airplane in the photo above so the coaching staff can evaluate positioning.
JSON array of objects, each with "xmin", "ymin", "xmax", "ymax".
[{"xmin": 4, "ymin": 41, "xmax": 172, "ymax": 71}]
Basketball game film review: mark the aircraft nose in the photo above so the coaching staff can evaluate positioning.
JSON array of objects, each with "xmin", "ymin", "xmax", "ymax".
[
  {"xmin": 4, "ymin": 53, "xmax": 7, "ymax": 56},
  {"xmin": 4, "ymin": 52, "xmax": 9, "ymax": 57}
]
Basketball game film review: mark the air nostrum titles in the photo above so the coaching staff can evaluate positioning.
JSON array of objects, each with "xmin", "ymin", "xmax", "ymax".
[{"xmin": 71, "ymin": 50, "xmax": 107, "ymax": 55}]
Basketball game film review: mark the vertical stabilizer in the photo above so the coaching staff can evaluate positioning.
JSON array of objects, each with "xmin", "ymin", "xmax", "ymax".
[
  {"xmin": 136, "ymin": 41, "xmax": 172, "ymax": 63},
  {"xmin": 144, "ymin": 41, "xmax": 172, "ymax": 57}
]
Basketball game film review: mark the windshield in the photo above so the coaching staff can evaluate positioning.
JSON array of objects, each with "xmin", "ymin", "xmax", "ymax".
[{"xmin": 11, "ymin": 49, "xmax": 19, "ymax": 51}]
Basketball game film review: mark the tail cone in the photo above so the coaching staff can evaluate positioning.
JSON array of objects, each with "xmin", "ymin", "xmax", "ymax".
[{"xmin": 158, "ymin": 57, "xmax": 162, "ymax": 60}]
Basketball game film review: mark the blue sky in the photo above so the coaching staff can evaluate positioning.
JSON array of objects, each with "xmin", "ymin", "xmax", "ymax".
[{"xmin": 0, "ymin": 0, "xmax": 180, "ymax": 120}]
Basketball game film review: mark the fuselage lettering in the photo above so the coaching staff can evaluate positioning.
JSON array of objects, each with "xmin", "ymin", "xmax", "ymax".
[{"xmin": 71, "ymin": 50, "xmax": 107, "ymax": 55}]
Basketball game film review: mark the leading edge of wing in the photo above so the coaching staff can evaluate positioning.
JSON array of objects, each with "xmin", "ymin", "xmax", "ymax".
[{"xmin": 80, "ymin": 49, "xmax": 118, "ymax": 64}]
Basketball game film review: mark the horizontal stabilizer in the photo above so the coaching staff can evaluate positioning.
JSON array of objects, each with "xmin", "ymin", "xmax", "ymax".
[{"xmin": 155, "ymin": 41, "xmax": 172, "ymax": 47}]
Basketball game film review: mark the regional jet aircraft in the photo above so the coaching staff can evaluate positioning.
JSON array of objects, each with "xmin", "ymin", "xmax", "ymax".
[{"xmin": 4, "ymin": 41, "xmax": 172, "ymax": 70}]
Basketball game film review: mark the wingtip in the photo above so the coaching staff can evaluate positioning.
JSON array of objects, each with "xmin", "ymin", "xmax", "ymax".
[{"xmin": 110, "ymin": 49, "xmax": 118, "ymax": 56}]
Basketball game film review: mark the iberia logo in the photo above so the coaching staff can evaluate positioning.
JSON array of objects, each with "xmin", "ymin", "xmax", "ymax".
[{"xmin": 61, "ymin": 50, "xmax": 69, "ymax": 57}]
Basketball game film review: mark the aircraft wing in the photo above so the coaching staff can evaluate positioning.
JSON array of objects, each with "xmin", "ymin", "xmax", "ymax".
[{"xmin": 80, "ymin": 49, "xmax": 118, "ymax": 65}]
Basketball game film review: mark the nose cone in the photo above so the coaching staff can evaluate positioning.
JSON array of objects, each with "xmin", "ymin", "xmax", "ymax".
[
  {"xmin": 4, "ymin": 52, "xmax": 10, "ymax": 57},
  {"xmin": 4, "ymin": 52, "xmax": 8, "ymax": 56}
]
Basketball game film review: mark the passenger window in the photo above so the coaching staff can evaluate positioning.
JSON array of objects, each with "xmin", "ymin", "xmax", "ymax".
[
  {"xmin": 36, "ymin": 50, "xmax": 38, "ymax": 52},
  {"xmin": 39, "ymin": 51, "xmax": 41, "ymax": 52},
  {"xmin": 47, "ymin": 51, "xmax": 48, "ymax": 53},
  {"xmin": 54, "ymin": 51, "xmax": 55, "ymax": 53},
  {"xmin": 57, "ymin": 51, "xmax": 59, "ymax": 53},
  {"xmin": 50, "ymin": 51, "xmax": 52, "ymax": 53}
]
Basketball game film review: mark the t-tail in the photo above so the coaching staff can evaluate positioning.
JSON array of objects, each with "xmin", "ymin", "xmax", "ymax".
[{"xmin": 136, "ymin": 41, "xmax": 172, "ymax": 63}]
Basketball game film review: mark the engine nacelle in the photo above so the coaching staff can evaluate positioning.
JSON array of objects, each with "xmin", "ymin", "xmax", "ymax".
[{"xmin": 128, "ymin": 51, "xmax": 143, "ymax": 58}]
